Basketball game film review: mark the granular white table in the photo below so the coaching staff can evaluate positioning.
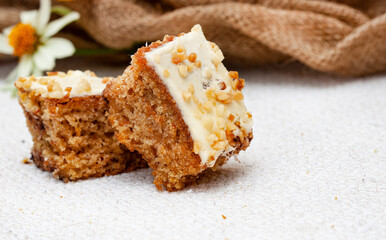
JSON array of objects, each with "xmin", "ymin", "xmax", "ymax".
[{"xmin": 1, "ymin": 57, "xmax": 385, "ymax": 239}]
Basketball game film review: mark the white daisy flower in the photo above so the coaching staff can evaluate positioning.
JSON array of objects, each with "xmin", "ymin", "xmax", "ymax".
[{"xmin": 0, "ymin": 0, "xmax": 79, "ymax": 83}]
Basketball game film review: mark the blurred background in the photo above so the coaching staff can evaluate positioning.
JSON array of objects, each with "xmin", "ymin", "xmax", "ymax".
[{"xmin": 1, "ymin": 0, "xmax": 385, "ymax": 77}]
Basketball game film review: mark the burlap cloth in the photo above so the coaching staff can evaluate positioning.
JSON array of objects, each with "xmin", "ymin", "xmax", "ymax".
[{"xmin": 1, "ymin": 0, "xmax": 385, "ymax": 76}]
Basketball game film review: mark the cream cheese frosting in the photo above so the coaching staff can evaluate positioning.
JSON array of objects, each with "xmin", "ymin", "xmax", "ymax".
[
  {"xmin": 16, "ymin": 70, "xmax": 109, "ymax": 99},
  {"xmin": 145, "ymin": 24, "xmax": 253, "ymax": 167}
]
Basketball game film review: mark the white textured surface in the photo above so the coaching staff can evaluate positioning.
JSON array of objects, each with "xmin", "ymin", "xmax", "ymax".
[{"xmin": 0, "ymin": 59, "xmax": 385, "ymax": 240}]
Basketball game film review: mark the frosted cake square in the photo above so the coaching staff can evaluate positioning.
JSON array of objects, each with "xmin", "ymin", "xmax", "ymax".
[
  {"xmin": 16, "ymin": 70, "xmax": 146, "ymax": 182},
  {"xmin": 104, "ymin": 25, "xmax": 253, "ymax": 191}
]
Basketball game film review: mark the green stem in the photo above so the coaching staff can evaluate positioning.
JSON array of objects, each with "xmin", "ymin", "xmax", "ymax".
[
  {"xmin": 74, "ymin": 48, "xmax": 131, "ymax": 56},
  {"xmin": 51, "ymin": 6, "xmax": 72, "ymax": 16}
]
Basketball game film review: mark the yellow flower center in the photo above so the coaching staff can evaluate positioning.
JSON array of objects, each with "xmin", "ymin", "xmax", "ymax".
[{"xmin": 8, "ymin": 23, "xmax": 38, "ymax": 57}]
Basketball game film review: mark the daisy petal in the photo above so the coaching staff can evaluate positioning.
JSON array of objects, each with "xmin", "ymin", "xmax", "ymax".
[
  {"xmin": 21, "ymin": 10, "xmax": 39, "ymax": 27},
  {"xmin": 0, "ymin": 35, "xmax": 13, "ymax": 54},
  {"xmin": 33, "ymin": 46, "xmax": 56, "ymax": 71},
  {"xmin": 37, "ymin": 0, "xmax": 51, "ymax": 34},
  {"xmin": 3, "ymin": 26, "xmax": 15, "ymax": 36},
  {"xmin": 18, "ymin": 55, "xmax": 34, "ymax": 78},
  {"xmin": 43, "ymin": 38, "xmax": 75, "ymax": 58},
  {"xmin": 41, "ymin": 12, "xmax": 80, "ymax": 41}
]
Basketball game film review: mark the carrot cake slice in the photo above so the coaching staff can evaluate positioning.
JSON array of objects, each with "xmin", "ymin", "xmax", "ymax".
[
  {"xmin": 104, "ymin": 25, "xmax": 253, "ymax": 191},
  {"xmin": 15, "ymin": 70, "xmax": 146, "ymax": 182}
]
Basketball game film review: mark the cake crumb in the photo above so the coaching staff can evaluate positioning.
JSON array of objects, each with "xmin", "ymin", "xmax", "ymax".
[{"xmin": 22, "ymin": 158, "xmax": 31, "ymax": 164}]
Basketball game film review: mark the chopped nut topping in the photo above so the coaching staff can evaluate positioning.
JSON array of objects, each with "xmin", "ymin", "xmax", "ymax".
[
  {"xmin": 212, "ymin": 141, "xmax": 226, "ymax": 150},
  {"xmin": 28, "ymin": 91, "xmax": 36, "ymax": 98},
  {"xmin": 154, "ymin": 55, "xmax": 160, "ymax": 64},
  {"xmin": 192, "ymin": 95, "xmax": 199, "ymax": 103},
  {"xmin": 212, "ymin": 52, "xmax": 223, "ymax": 66},
  {"xmin": 216, "ymin": 104, "xmax": 225, "ymax": 116},
  {"xmin": 180, "ymin": 54, "xmax": 188, "ymax": 61},
  {"xmin": 34, "ymin": 88, "xmax": 45, "ymax": 96},
  {"xmin": 58, "ymin": 72, "xmax": 66, "ymax": 77},
  {"xmin": 239, "ymin": 131, "xmax": 245, "ymax": 142},
  {"xmin": 205, "ymin": 70, "xmax": 212, "ymax": 79},
  {"xmin": 195, "ymin": 60, "xmax": 201, "ymax": 68},
  {"xmin": 38, "ymin": 78, "xmax": 48, "ymax": 85},
  {"xmin": 206, "ymin": 89, "xmax": 215, "ymax": 99},
  {"xmin": 172, "ymin": 56, "xmax": 182, "ymax": 64},
  {"xmin": 46, "ymin": 72, "xmax": 58, "ymax": 76},
  {"xmin": 85, "ymin": 70, "xmax": 97, "ymax": 77},
  {"xmin": 228, "ymin": 71, "xmax": 239, "ymax": 79},
  {"xmin": 216, "ymin": 91, "xmax": 234, "ymax": 104},
  {"xmin": 50, "ymin": 90, "xmax": 65, "ymax": 98},
  {"xmin": 193, "ymin": 110, "xmax": 202, "ymax": 119},
  {"xmin": 188, "ymin": 84, "xmax": 194, "ymax": 94},
  {"xmin": 203, "ymin": 118, "xmax": 213, "ymax": 130},
  {"xmin": 163, "ymin": 69, "xmax": 170, "ymax": 78},
  {"xmin": 233, "ymin": 91, "xmax": 244, "ymax": 101},
  {"xmin": 182, "ymin": 91, "xmax": 191, "ymax": 101},
  {"xmin": 75, "ymin": 78, "xmax": 91, "ymax": 93},
  {"xmin": 207, "ymin": 133, "xmax": 218, "ymax": 145},
  {"xmin": 238, "ymin": 78, "xmax": 245, "ymax": 90},
  {"xmin": 51, "ymin": 81, "xmax": 63, "ymax": 93},
  {"xmin": 203, "ymin": 101, "xmax": 213, "ymax": 112},
  {"xmin": 23, "ymin": 78, "xmax": 32, "ymax": 88},
  {"xmin": 102, "ymin": 77, "xmax": 110, "ymax": 84},
  {"xmin": 247, "ymin": 112, "xmax": 252, "ymax": 118},
  {"xmin": 197, "ymin": 102, "xmax": 205, "ymax": 113},
  {"xmin": 177, "ymin": 44, "xmax": 186, "ymax": 53},
  {"xmin": 231, "ymin": 79, "xmax": 238, "ymax": 90},
  {"xmin": 46, "ymin": 81, "xmax": 54, "ymax": 92},
  {"xmin": 218, "ymin": 81, "xmax": 226, "ymax": 90},
  {"xmin": 213, "ymin": 130, "xmax": 223, "ymax": 140},
  {"xmin": 217, "ymin": 118, "xmax": 226, "ymax": 129},
  {"xmin": 188, "ymin": 53, "xmax": 197, "ymax": 62},
  {"xmin": 232, "ymin": 78, "xmax": 245, "ymax": 90},
  {"xmin": 19, "ymin": 92, "xmax": 27, "ymax": 101},
  {"xmin": 216, "ymin": 91, "xmax": 228, "ymax": 101},
  {"xmin": 209, "ymin": 42, "xmax": 220, "ymax": 52},
  {"xmin": 178, "ymin": 64, "xmax": 188, "ymax": 78},
  {"xmin": 188, "ymin": 63, "xmax": 194, "ymax": 72},
  {"xmin": 193, "ymin": 141, "xmax": 201, "ymax": 154}
]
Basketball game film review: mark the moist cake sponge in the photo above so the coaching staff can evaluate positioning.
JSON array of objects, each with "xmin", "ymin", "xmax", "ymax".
[
  {"xmin": 16, "ymin": 70, "xmax": 146, "ymax": 182},
  {"xmin": 104, "ymin": 25, "xmax": 253, "ymax": 191}
]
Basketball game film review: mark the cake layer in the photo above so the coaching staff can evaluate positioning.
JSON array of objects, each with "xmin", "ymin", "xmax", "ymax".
[
  {"xmin": 15, "ymin": 72, "xmax": 146, "ymax": 181},
  {"xmin": 145, "ymin": 25, "xmax": 253, "ymax": 167}
]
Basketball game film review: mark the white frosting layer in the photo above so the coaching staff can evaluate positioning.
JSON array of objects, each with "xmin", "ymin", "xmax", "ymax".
[
  {"xmin": 145, "ymin": 25, "xmax": 253, "ymax": 167},
  {"xmin": 26, "ymin": 70, "xmax": 107, "ymax": 98}
]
